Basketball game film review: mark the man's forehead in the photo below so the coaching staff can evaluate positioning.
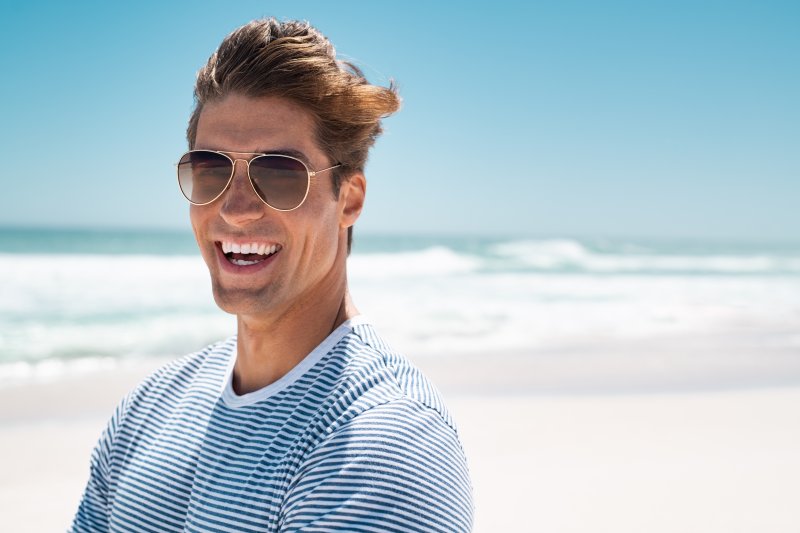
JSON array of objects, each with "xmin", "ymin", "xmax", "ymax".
[{"xmin": 195, "ymin": 94, "xmax": 319, "ymax": 154}]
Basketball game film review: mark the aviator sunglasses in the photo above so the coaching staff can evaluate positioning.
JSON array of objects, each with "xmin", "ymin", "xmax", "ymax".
[{"xmin": 176, "ymin": 150, "xmax": 341, "ymax": 211}]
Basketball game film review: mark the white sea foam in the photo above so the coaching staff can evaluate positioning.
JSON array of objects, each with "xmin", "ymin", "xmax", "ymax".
[
  {"xmin": 0, "ymin": 254, "xmax": 233, "ymax": 363},
  {"xmin": 348, "ymin": 246, "xmax": 481, "ymax": 279},
  {"xmin": 2, "ymin": 242, "xmax": 800, "ymax": 386},
  {"xmin": 0, "ymin": 356, "xmax": 118, "ymax": 386},
  {"xmin": 350, "ymin": 271, "xmax": 800, "ymax": 356},
  {"xmin": 491, "ymin": 239, "xmax": 800, "ymax": 274}
]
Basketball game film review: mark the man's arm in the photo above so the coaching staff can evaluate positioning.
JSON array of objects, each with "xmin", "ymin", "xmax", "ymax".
[
  {"xmin": 70, "ymin": 398, "xmax": 126, "ymax": 532},
  {"xmin": 279, "ymin": 398, "xmax": 474, "ymax": 532}
]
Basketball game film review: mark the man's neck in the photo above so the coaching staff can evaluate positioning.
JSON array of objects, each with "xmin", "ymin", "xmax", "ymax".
[{"xmin": 231, "ymin": 282, "xmax": 358, "ymax": 396}]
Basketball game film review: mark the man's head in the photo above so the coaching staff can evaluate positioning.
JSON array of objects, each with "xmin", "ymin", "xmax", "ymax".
[
  {"xmin": 185, "ymin": 18, "xmax": 398, "ymax": 319},
  {"xmin": 187, "ymin": 18, "xmax": 400, "ymax": 253}
]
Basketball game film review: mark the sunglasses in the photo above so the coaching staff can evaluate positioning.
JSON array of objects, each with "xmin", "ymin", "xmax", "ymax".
[{"xmin": 176, "ymin": 150, "xmax": 341, "ymax": 211}]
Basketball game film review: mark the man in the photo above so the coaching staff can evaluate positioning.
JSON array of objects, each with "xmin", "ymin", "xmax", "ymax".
[{"xmin": 71, "ymin": 18, "xmax": 474, "ymax": 532}]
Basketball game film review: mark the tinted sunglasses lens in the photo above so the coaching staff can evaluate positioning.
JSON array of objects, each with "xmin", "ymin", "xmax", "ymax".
[
  {"xmin": 249, "ymin": 156, "xmax": 310, "ymax": 210},
  {"xmin": 177, "ymin": 151, "xmax": 232, "ymax": 204}
]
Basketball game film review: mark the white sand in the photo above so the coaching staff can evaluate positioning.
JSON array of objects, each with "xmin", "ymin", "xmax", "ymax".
[
  {"xmin": 451, "ymin": 389, "xmax": 800, "ymax": 532},
  {"xmin": 1, "ymin": 357, "xmax": 799, "ymax": 532}
]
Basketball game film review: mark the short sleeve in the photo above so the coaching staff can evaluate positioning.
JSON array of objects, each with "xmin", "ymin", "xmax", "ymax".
[
  {"xmin": 279, "ymin": 398, "xmax": 474, "ymax": 532},
  {"xmin": 70, "ymin": 396, "xmax": 127, "ymax": 532}
]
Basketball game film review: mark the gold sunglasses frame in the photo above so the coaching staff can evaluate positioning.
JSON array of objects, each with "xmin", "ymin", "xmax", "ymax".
[{"xmin": 176, "ymin": 150, "xmax": 341, "ymax": 212}]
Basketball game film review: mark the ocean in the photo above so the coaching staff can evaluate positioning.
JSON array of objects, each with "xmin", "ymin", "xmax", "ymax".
[{"xmin": 2, "ymin": 226, "xmax": 800, "ymax": 388}]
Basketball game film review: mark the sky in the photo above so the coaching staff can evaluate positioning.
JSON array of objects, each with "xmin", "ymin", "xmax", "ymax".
[{"xmin": 0, "ymin": 0, "xmax": 798, "ymax": 242}]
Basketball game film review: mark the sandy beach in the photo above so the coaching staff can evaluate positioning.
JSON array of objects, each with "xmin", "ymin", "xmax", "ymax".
[{"xmin": 2, "ymin": 347, "xmax": 799, "ymax": 533}]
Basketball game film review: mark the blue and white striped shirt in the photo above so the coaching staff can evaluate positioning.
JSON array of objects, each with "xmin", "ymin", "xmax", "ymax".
[{"xmin": 71, "ymin": 317, "xmax": 474, "ymax": 532}]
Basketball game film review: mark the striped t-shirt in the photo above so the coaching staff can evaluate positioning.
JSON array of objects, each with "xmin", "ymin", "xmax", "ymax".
[{"xmin": 71, "ymin": 316, "xmax": 474, "ymax": 532}]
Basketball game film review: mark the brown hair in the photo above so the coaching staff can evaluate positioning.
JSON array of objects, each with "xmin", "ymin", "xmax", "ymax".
[{"xmin": 186, "ymin": 18, "xmax": 400, "ymax": 252}]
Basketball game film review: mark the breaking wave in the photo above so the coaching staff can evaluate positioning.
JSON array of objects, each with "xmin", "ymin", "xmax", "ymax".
[{"xmin": 2, "ymin": 232, "xmax": 800, "ymax": 384}]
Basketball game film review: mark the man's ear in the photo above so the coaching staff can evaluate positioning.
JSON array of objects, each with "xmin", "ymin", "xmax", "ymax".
[{"xmin": 338, "ymin": 172, "xmax": 366, "ymax": 228}]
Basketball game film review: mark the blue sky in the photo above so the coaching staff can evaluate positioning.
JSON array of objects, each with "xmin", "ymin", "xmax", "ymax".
[{"xmin": 1, "ymin": 1, "xmax": 798, "ymax": 241}]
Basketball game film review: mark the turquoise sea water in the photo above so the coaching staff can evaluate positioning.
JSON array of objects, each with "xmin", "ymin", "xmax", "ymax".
[
  {"xmin": 2, "ymin": 226, "xmax": 800, "ymax": 387},
  {"xmin": 3, "ymin": 226, "xmax": 800, "ymax": 275}
]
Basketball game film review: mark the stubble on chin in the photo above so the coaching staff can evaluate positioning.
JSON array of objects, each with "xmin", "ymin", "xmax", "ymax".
[{"xmin": 209, "ymin": 279, "xmax": 276, "ymax": 316}]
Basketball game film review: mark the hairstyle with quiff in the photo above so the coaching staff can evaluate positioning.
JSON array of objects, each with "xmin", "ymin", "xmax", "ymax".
[{"xmin": 186, "ymin": 18, "xmax": 400, "ymax": 252}]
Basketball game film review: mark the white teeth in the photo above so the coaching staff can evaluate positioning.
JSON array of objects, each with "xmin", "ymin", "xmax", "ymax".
[
  {"xmin": 221, "ymin": 241, "xmax": 281, "ymax": 256},
  {"xmin": 231, "ymin": 258, "xmax": 261, "ymax": 266}
]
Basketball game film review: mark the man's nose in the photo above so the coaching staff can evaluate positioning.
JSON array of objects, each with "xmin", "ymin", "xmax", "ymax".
[{"xmin": 219, "ymin": 159, "xmax": 265, "ymax": 225}]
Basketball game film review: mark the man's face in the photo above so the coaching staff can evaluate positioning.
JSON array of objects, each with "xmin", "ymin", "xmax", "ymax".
[{"xmin": 190, "ymin": 94, "xmax": 362, "ymax": 319}]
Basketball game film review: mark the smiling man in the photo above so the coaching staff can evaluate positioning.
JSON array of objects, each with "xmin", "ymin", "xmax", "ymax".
[{"xmin": 71, "ymin": 18, "xmax": 474, "ymax": 533}]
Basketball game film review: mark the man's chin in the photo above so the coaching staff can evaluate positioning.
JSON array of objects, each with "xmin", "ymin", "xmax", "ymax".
[{"xmin": 211, "ymin": 286, "xmax": 272, "ymax": 316}]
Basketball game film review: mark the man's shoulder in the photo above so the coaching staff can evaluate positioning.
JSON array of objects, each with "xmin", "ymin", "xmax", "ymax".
[
  {"xmin": 122, "ymin": 336, "xmax": 235, "ymax": 409},
  {"xmin": 331, "ymin": 322, "xmax": 459, "ymax": 434},
  {"xmin": 284, "ymin": 375, "xmax": 474, "ymax": 532}
]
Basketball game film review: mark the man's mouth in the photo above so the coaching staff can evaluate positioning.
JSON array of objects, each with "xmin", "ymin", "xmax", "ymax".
[{"xmin": 219, "ymin": 241, "xmax": 282, "ymax": 266}]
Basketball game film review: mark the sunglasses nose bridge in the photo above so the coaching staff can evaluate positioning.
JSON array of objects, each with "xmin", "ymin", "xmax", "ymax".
[
  {"xmin": 217, "ymin": 158, "xmax": 266, "ymax": 223},
  {"xmin": 220, "ymin": 158, "xmax": 255, "ymax": 200},
  {"xmin": 227, "ymin": 158, "xmax": 252, "ymax": 187},
  {"xmin": 231, "ymin": 158, "xmax": 264, "ymax": 199},
  {"xmin": 231, "ymin": 158, "xmax": 250, "ymax": 174}
]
